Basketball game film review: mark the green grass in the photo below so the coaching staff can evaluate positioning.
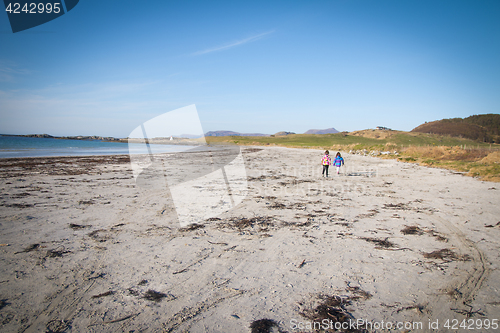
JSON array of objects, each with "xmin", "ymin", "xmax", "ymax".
[
  {"xmin": 390, "ymin": 132, "xmax": 492, "ymax": 147},
  {"xmin": 206, "ymin": 131, "xmax": 494, "ymax": 151},
  {"xmin": 424, "ymin": 160, "xmax": 500, "ymax": 181},
  {"xmin": 210, "ymin": 133, "xmax": 382, "ymax": 148},
  {"xmin": 399, "ymin": 157, "xmax": 417, "ymax": 162},
  {"xmin": 390, "ymin": 147, "xmax": 500, "ymax": 182},
  {"xmin": 421, "ymin": 159, "xmax": 437, "ymax": 165}
]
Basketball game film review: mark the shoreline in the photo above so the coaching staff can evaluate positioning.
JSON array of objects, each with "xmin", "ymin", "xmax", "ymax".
[{"xmin": 1, "ymin": 133, "xmax": 204, "ymax": 145}]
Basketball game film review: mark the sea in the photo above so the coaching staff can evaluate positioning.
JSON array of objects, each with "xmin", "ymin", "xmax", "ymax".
[{"xmin": 0, "ymin": 135, "xmax": 193, "ymax": 158}]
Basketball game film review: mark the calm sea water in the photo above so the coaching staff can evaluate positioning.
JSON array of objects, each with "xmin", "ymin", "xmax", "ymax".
[{"xmin": 0, "ymin": 135, "xmax": 193, "ymax": 158}]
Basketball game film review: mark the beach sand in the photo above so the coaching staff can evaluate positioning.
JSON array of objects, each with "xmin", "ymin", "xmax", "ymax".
[{"xmin": 0, "ymin": 147, "xmax": 499, "ymax": 332}]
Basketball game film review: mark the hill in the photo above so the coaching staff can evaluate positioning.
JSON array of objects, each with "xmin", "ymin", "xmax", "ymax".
[
  {"xmin": 273, "ymin": 131, "xmax": 295, "ymax": 136},
  {"xmin": 411, "ymin": 114, "xmax": 500, "ymax": 143},
  {"xmin": 205, "ymin": 128, "xmax": 341, "ymax": 137},
  {"xmin": 304, "ymin": 128, "xmax": 339, "ymax": 134},
  {"xmin": 206, "ymin": 130, "xmax": 494, "ymax": 149}
]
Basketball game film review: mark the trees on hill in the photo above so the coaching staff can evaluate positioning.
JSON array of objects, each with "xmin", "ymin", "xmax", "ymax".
[{"xmin": 411, "ymin": 114, "xmax": 500, "ymax": 143}]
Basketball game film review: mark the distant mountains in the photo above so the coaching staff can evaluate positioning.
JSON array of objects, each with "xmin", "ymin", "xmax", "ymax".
[
  {"xmin": 204, "ymin": 131, "xmax": 269, "ymax": 137},
  {"xmin": 411, "ymin": 114, "xmax": 500, "ymax": 143},
  {"xmin": 205, "ymin": 128, "xmax": 339, "ymax": 137},
  {"xmin": 5, "ymin": 128, "xmax": 341, "ymax": 140},
  {"xmin": 304, "ymin": 128, "xmax": 339, "ymax": 135}
]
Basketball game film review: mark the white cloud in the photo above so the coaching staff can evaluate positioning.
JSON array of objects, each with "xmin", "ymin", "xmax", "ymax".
[
  {"xmin": 0, "ymin": 60, "xmax": 31, "ymax": 82},
  {"xmin": 191, "ymin": 30, "xmax": 275, "ymax": 56}
]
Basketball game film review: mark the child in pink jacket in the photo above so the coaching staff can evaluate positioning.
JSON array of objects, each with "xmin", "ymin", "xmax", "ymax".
[{"xmin": 321, "ymin": 150, "xmax": 332, "ymax": 177}]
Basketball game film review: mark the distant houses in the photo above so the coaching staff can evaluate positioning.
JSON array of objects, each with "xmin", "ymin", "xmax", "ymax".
[{"xmin": 376, "ymin": 126, "xmax": 391, "ymax": 130}]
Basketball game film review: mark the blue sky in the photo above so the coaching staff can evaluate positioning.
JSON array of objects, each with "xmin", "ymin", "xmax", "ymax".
[{"xmin": 1, "ymin": 0, "xmax": 499, "ymax": 137}]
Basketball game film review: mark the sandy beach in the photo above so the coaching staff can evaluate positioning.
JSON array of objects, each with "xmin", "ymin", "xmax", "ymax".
[{"xmin": 1, "ymin": 146, "xmax": 499, "ymax": 332}]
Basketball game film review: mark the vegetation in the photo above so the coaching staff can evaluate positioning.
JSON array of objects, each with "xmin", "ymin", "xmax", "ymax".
[
  {"xmin": 411, "ymin": 114, "xmax": 500, "ymax": 143},
  {"xmin": 464, "ymin": 114, "xmax": 500, "ymax": 135},
  {"xmin": 393, "ymin": 146, "xmax": 500, "ymax": 182},
  {"xmin": 206, "ymin": 130, "xmax": 494, "ymax": 150}
]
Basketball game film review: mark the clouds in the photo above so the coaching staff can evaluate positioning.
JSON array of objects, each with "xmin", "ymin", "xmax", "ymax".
[
  {"xmin": 0, "ymin": 60, "xmax": 31, "ymax": 82},
  {"xmin": 191, "ymin": 30, "xmax": 275, "ymax": 56}
]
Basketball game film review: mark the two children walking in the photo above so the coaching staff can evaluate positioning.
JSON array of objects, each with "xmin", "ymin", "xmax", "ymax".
[{"xmin": 321, "ymin": 150, "xmax": 344, "ymax": 177}]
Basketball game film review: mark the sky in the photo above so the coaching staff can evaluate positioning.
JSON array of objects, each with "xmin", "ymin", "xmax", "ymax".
[{"xmin": 0, "ymin": 0, "xmax": 499, "ymax": 137}]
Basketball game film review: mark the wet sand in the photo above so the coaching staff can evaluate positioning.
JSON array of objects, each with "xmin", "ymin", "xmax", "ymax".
[{"xmin": 0, "ymin": 147, "xmax": 499, "ymax": 332}]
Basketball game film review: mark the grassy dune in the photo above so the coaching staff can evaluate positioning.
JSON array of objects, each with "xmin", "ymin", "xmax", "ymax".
[
  {"xmin": 206, "ymin": 130, "xmax": 500, "ymax": 182},
  {"xmin": 206, "ymin": 130, "xmax": 493, "ymax": 149},
  {"xmin": 393, "ymin": 146, "xmax": 500, "ymax": 182}
]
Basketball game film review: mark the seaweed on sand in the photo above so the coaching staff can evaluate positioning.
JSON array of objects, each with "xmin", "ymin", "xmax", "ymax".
[
  {"xmin": 0, "ymin": 155, "xmax": 131, "ymax": 178},
  {"xmin": 430, "ymin": 233, "xmax": 448, "ymax": 242},
  {"xmin": 6, "ymin": 203, "xmax": 33, "ymax": 208},
  {"xmin": 223, "ymin": 216, "xmax": 275, "ymax": 231},
  {"xmin": 395, "ymin": 304, "xmax": 428, "ymax": 314},
  {"xmin": 78, "ymin": 199, "xmax": 95, "ymax": 205},
  {"xmin": 423, "ymin": 248, "xmax": 470, "ymax": 262},
  {"xmin": 346, "ymin": 286, "xmax": 373, "ymax": 300},
  {"xmin": 250, "ymin": 319, "xmax": 279, "ymax": 333},
  {"xmin": 128, "ymin": 288, "xmax": 139, "ymax": 296},
  {"xmin": 142, "ymin": 289, "xmax": 174, "ymax": 302},
  {"xmin": 0, "ymin": 299, "xmax": 7, "ymax": 310},
  {"xmin": 300, "ymin": 295, "xmax": 366, "ymax": 333},
  {"xmin": 69, "ymin": 223, "xmax": 91, "ymax": 230},
  {"xmin": 267, "ymin": 202, "xmax": 286, "ymax": 209},
  {"xmin": 46, "ymin": 319, "xmax": 71, "ymax": 333},
  {"xmin": 355, "ymin": 209, "xmax": 379, "ymax": 219},
  {"xmin": 88, "ymin": 229, "xmax": 110, "ymax": 242},
  {"xmin": 401, "ymin": 225, "xmax": 424, "ymax": 235},
  {"xmin": 15, "ymin": 243, "xmax": 40, "ymax": 254},
  {"xmin": 179, "ymin": 223, "xmax": 205, "ymax": 232},
  {"xmin": 383, "ymin": 202, "xmax": 410, "ymax": 210},
  {"xmin": 359, "ymin": 237, "xmax": 396, "ymax": 249},
  {"xmin": 45, "ymin": 247, "xmax": 71, "ymax": 258},
  {"xmin": 91, "ymin": 291, "xmax": 115, "ymax": 299}
]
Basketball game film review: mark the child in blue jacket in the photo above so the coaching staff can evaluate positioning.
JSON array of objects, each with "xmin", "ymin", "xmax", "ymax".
[{"xmin": 334, "ymin": 152, "xmax": 344, "ymax": 175}]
